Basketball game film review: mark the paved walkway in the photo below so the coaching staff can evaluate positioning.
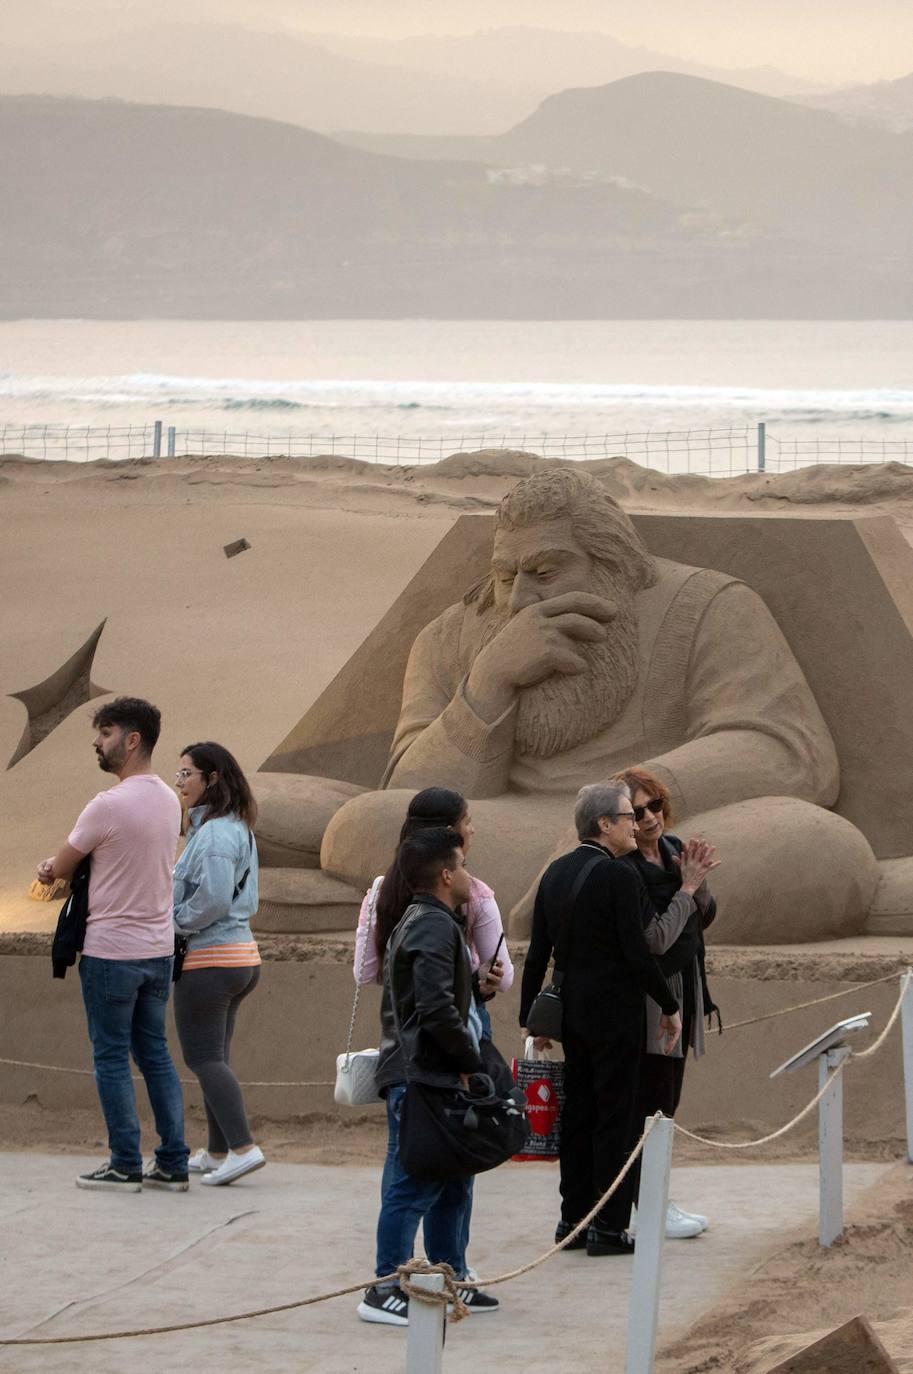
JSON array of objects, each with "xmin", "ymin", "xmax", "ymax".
[{"xmin": 0, "ymin": 1154, "xmax": 888, "ymax": 1373}]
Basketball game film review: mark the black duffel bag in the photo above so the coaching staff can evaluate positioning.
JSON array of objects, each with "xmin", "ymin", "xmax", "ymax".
[{"xmin": 398, "ymin": 1071, "xmax": 529, "ymax": 1182}]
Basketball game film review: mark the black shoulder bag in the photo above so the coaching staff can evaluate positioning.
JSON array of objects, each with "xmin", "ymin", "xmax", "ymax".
[{"xmin": 525, "ymin": 854, "xmax": 604, "ymax": 1042}]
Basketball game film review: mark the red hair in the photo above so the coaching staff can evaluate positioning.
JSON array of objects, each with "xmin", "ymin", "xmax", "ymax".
[{"xmin": 610, "ymin": 766, "xmax": 673, "ymax": 826}]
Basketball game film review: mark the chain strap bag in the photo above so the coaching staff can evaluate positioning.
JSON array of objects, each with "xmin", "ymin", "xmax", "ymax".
[
  {"xmin": 525, "ymin": 854, "xmax": 604, "ymax": 1042},
  {"xmin": 334, "ymin": 877, "xmax": 383, "ymax": 1107}
]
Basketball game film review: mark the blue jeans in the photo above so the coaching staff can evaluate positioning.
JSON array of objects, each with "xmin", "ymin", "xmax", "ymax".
[
  {"xmin": 376, "ymin": 1084, "xmax": 472, "ymax": 1284},
  {"xmin": 79, "ymin": 954, "xmax": 188, "ymax": 1175}
]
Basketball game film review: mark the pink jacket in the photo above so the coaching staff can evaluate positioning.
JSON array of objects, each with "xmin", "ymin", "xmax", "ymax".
[{"xmin": 353, "ymin": 872, "xmax": 514, "ymax": 990}]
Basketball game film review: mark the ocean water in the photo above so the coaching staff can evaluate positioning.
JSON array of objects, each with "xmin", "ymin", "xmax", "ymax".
[{"xmin": 2, "ymin": 318, "xmax": 913, "ymax": 470}]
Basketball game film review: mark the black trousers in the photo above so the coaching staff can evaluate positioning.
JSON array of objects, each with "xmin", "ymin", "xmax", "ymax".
[{"xmin": 559, "ymin": 1015, "xmax": 643, "ymax": 1233}]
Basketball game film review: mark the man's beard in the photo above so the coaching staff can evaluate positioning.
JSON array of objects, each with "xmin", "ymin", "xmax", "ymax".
[
  {"xmin": 96, "ymin": 744, "xmax": 125, "ymax": 773},
  {"xmin": 479, "ymin": 569, "xmax": 641, "ymax": 759}
]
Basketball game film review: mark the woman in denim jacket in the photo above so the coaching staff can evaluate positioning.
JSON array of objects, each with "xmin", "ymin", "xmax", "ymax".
[{"xmin": 173, "ymin": 741, "xmax": 264, "ymax": 1186}]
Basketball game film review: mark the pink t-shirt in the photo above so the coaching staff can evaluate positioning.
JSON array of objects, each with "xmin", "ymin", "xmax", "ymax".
[{"xmin": 69, "ymin": 774, "xmax": 181, "ymax": 960}]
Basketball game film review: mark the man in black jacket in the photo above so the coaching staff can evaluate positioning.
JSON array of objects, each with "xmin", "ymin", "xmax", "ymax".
[
  {"xmin": 520, "ymin": 783, "xmax": 681, "ymax": 1256},
  {"xmin": 358, "ymin": 828, "xmax": 497, "ymax": 1326}
]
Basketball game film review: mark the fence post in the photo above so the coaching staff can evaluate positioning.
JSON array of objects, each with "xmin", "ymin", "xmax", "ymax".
[
  {"xmin": 167, "ymin": 426, "xmax": 176, "ymax": 457},
  {"xmin": 818, "ymin": 1046, "xmax": 850, "ymax": 1246},
  {"xmin": 756, "ymin": 421, "xmax": 766, "ymax": 472},
  {"xmin": 902, "ymin": 969, "xmax": 913, "ymax": 1165},
  {"xmin": 405, "ymin": 1273, "xmax": 445, "ymax": 1374},
  {"xmin": 152, "ymin": 420, "xmax": 162, "ymax": 458},
  {"xmin": 625, "ymin": 1115, "xmax": 673, "ymax": 1374}
]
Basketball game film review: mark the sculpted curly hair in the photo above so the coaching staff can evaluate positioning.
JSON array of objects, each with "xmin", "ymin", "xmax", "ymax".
[{"xmin": 465, "ymin": 467, "xmax": 656, "ymax": 610}]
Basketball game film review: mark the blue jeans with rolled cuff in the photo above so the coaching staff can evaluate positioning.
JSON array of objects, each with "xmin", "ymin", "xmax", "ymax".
[
  {"xmin": 375, "ymin": 1083, "xmax": 472, "ymax": 1285},
  {"xmin": 79, "ymin": 954, "xmax": 188, "ymax": 1176}
]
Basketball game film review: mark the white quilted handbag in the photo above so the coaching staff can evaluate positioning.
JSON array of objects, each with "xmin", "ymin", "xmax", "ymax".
[{"xmin": 334, "ymin": 878, "xmax": 383, "ymax": 1107}]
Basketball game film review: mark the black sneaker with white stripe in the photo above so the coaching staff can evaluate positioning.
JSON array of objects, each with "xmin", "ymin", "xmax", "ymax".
[
  {"xmin": 357, "ymin": 1284, "xmax": 410, "ymax": 1326},
  {"xmin": 451, "ymin": 1286, "xmax": 500, "ymax": 1314},
  {"xmin": 76, "ymin": 1162, "xmax": 142, "ymax": 1192}
]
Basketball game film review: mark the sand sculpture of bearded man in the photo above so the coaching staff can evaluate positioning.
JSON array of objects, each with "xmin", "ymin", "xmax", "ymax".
[{"xmin": 257, "ymin": 468, "xmax": 879, "ymax": 941}]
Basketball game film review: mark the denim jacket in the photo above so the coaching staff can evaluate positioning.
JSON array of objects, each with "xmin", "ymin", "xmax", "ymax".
[{"xmin": 173, "ymin": 807, "xmax": 258, "ymax": 950}]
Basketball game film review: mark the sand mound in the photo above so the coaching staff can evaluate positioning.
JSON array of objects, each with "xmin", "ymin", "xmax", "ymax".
[{"xmin": 658, "ymin": 1167, "xmax": 913, "ymax": 1374}]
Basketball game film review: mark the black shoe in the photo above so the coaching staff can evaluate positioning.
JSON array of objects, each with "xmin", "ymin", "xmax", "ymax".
[
  {"xmin": 357, "ymin": 1284, "xmax": 409, "ymax": 1326},
  {"xmin": 76, "ymin": 1162, "xmax": 142, "ymax": 1192},
  {"xmin": 143, "ymin": 1164, "xmax": 190, "ymax": 1192},
  {"xmin": 451, "ymin": 1287, "xmax": 499, "ymax": 1314},
  {"xmin": 555, "ymin": 1220, "xmax": 588, "ymax": 1251},
  {"xmin": 586, "ymin": 1225, "xmax": 635, "ymax": 1256}
]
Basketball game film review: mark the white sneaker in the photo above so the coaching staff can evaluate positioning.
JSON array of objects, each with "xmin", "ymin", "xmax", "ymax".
[
  {"xmin": 188, "ymin": 1149, "xmax": 223, "ymax": 1174},
  {"xmin": 199, "ymin": 1146, "xmax": 266, "ymax": 1186},
  {"xmin": 629, "ymin": 1203, "xmax": 704, "ymax": 1239},
  {"xmin": 668, "ymin": 1201, "xmax": 709, "ymax": 1233}
]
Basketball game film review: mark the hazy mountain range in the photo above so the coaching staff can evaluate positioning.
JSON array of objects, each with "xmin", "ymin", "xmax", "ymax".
[
  {"xmin": 2, "ymin": 74, "xmax": 912, "ymax": 319},
  {"xmin": 0, "ymin": 21, "xmax": 827, "ymax": 137},
  {"xmin": 340, "ymin": 74, "xmax": 913, "ymax": 256},
  {"xmin": 801, "ymin": 71, "xmax": 913, "ymax": 132}
]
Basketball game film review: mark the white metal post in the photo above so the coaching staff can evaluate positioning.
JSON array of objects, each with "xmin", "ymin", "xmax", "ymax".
[
  {"xmin": 167, "ymin": 425, "xmax": 176, "ymax": 457},
  {"xmin": 152, "ymin": 419, "xmax": 162, "ymax": 458},
  {"xmin": 625, "ymin": 1115, "xmax": 674, "ymax": 1374},
  {"xmin": 757, "ymin": 421, "xmax": 766, "ymax": 472},
  {"xmin": 405, "ymin": 1273, "xmax": 445, "ymax": 1374},
  {"xmin": 818, "ymin": 1046, "xmax": 849, "ymax": 1247},
  {"xmin": 901, "ymin": 969, "xmax": 913, "ymax": 1165}
]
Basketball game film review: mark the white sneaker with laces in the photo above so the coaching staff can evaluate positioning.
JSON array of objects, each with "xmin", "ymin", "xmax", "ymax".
[
  {"xmin": 188, "ymin": 1149, "xmax": 222, "ymax": 1174},
  {"xmin": 629, "ymin": 1203, "xmax": 704, "ymax": 1239},
  {"xmin": 199, "ymin": 1146, "xmax": 266, "ymax": 1186},
  {"xmin": 668, "ymin": 1201, "xmax": 709, "ymax": 1232}
]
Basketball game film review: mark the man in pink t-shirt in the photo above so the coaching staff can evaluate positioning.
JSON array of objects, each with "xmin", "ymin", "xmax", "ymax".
[{"xmin": 38, "ymin": 697, "xmax": 189, "ymax": 1193}]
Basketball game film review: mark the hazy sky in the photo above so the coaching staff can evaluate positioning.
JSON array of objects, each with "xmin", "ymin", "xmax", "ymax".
[{"xmin": 5, "ymin": 0, "xmax": 912, "ymax": 84}]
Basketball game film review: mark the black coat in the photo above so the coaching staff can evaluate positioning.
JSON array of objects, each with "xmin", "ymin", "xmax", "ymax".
[
  {"xmin": 519, "ymin": 844, "xmax": 678, "ymax": 1031},
  {"xmin": 376, "ymin": 893, "xmax": 483, "ymax": 1094}
]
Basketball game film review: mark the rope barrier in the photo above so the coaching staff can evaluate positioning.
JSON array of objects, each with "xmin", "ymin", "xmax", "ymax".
[
  {"xmin": 0, "ymin": 1122, "xmax": 657, "ymax": 1346},
  {"xmin": 673, "ymin": 970, "xmax": 911, "ymax": 1151},
  {"xmin": 722, "ymin": 970, "xmax": 900, "ymax": 1031},
  {"xmin": 0, "ymin": 1057, "xmax": 333, "ymax": 1089}
]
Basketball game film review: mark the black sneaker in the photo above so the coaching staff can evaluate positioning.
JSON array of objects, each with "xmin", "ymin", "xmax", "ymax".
[
  {"xmin": 452, "ymin": 1287, "xmax": 499, "ymax": 1314},
  {"xmin": 356, "ymin": 1284, "xmax": 409, "ymax": 1326},
  {"xmin": 586, "ymin": 1225, "xmax": 635, "ymax": 1257},
  {"xmin": 143, "ymin": 1164, "xmax": 190, "ymax": 1192},
  {"xmin": 76, "ymin": 1162, "xmax": 142, "ymax": 1192},
  {"xmin": 555, "ymin": 1220, "xmax": 588, "ymax": 1251}
]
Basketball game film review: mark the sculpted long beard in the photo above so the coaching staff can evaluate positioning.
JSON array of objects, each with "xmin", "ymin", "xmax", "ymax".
[{"xmin": 479, "ymin": 571, "xmax": 641, "ymax": 759}]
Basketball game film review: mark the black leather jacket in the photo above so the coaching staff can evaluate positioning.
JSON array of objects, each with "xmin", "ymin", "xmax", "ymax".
[{"xmin": 375, "ymin": 894, "xmax": 483, "ymax": 1094}]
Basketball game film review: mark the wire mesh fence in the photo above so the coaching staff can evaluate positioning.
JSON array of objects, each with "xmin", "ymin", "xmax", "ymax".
[{"xmin": 2, "ymin": 421, "xmax": 913, "ymax": 475}]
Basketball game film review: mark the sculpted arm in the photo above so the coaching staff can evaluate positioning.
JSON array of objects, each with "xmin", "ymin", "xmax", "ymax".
[
  {"xmin": 642, "ymin": 583, "xmax": 839, "ymax": 821},
  {"xmin": 384, "ymin": 610, "xmax": 518, "ymax": 796}
]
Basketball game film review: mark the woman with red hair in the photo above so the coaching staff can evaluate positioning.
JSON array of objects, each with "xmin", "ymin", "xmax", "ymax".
[{"xmin": 613, "ymin": 765, "xmax": 720, "ymax": 1239}]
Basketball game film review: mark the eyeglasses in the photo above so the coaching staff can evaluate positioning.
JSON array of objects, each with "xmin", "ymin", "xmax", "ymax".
[
  {"xmin": 632, "ymin": 797, "xmax": 665, "ymax": 822},
  {"xmin": 174, "ymin": 768, "xmax": 202, "ymax": 781},
  {"xmin": 615, "ymin": 809, "xmax": 637, "ymax": 822}
]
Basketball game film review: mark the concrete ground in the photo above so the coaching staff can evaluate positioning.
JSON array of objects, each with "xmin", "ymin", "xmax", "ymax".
[{"xmin": 0, "ymin": 1153, "xmax": 889, "ymax": 1374}]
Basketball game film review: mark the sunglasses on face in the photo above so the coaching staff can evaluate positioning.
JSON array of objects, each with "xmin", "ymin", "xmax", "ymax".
[{"xmin": 632, "ymin": 797, "xmax": 665, "ymax": 823}]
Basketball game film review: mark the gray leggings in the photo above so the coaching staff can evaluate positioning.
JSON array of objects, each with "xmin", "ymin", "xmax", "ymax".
[{"xmin": 174, "ymin": 965, "xmax": 260, "ymax": 1154}]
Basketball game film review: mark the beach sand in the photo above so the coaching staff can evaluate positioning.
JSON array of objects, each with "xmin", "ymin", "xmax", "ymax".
[{"xmin": 3, "ymin": 450, "xmax": 913, "ymax": 1369}]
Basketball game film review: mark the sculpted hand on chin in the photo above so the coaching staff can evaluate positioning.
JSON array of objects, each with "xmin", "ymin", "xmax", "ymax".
[{"xmin": 465, "ymin": 591, "xmax": 619, "ymax": 724}]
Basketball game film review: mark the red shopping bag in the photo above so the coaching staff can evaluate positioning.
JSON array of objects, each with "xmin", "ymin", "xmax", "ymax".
[{"xmin": 511, "ymin": 1037, "xmax": 564, "ymax": 1161}]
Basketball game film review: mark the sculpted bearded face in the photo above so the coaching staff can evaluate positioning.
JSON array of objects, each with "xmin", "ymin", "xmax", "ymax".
[{"xmin": 474, "ymin": 471, "xmax": 657, "ymax": 758}]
